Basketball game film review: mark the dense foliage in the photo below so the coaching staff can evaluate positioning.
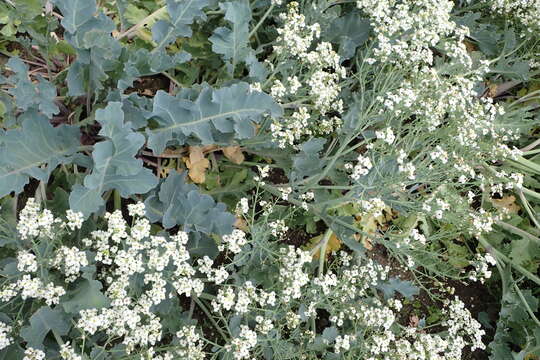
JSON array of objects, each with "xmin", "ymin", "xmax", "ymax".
[{"xmin": 0, "ymin": 0, "xmax": 539, "ymax": 359}]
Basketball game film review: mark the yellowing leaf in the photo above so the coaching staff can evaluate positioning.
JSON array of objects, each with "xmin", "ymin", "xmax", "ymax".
[
  {"xmin": 308, "ymin": 233, "xmax": 342, "ymax": 260},
  {"xmin": 184, "ymin": 146, "xmax": 210, "ymax": 184},
  {"xmin": 491, "ymin": 195, "xmax": 520, "ymax": 214},
  {"xmin": 222, "ymin": 146, "xmax": 244, "ymax": 164}
]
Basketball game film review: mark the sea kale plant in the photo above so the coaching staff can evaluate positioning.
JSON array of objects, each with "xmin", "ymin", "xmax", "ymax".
[{"xmin": 0, "ymin": 0, "xmax": 539, "ymax": 359}]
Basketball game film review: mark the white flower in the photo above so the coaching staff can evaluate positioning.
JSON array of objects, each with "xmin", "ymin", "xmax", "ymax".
[
  {"xmin": 60, "ymin": 343, "xmax": 82, "ymax": 360},
  {"xmin": 235, "ymin": 198, "xmax": 249, "ymax": 215},
  {"xmin": 127, "ymin": 202, "xmax": 146, "ymax": 217},
  {"xmin": 0, "ymin": 322, "xmax": 12, "ymax": 350},
  {"xmin": 17, "ymin": 251, "xmax": 38, "ymax": 273},
  {"xmin": 66, "ymin": 209, "xmax": 84, "ymax": 231},
  {"xmin": 23, "ymin": 348, "xmax": 45, "ymax": 360}
]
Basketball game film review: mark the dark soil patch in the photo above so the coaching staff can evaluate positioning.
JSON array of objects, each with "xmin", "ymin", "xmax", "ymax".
[{"xmin": 282, "ymin": 227, "xmax": 312, "ymax": 248}]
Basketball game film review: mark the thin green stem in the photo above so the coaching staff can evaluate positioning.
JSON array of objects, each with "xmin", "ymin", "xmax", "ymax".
[{"xmin": 248, "ymin": 4, "xmax": 275, "ymax": 39}]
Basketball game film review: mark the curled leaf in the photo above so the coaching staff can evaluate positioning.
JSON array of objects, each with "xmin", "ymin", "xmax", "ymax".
[
  {"xmin": 185, "ymin": 146, "xmax": 210, "ymax": 184},
  {"xmin": 223, "ymin": 146, "xmax": 244, "ymax": 164}
]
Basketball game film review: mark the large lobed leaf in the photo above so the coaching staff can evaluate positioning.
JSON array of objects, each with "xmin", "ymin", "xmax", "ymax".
[
  {"xmin": 69, "ymin": 102, "xmax": 158, "ymax": 217},
  {"xmin": 152, "ymin": 0, "xmax": 210, "ymax": 52},
  {"xmin": 52, "ymin": 0, "xmax": 97, "ymax": 34},
  {"xmin": 145, "ymin": 171, "xmax": 235, "ymax": 235},
  {"xmin": 2, "ymin": 57, "xmax": 59, "ymax": 118},
  {"xmin": 0, "ymin": 111, "xmax": 80, "ymax": 198},
  {"xmin": 20, "ymin": 306, "xmax": 71, "ymax": 348},
  {"xmin": 147, "ymin": 82, "xmax": 282, "ymax": 154},
  {"xmin": 209, "ymin": 0, "xmax": 252, "ymax": 66}
]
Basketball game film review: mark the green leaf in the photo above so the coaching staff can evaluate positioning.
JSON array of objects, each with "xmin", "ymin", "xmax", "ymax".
[
  {"xmin": 509, "ymin": 238, "xmax": 537, "ymax": 266},
  {"xmin": 144, "ymin": 172, "xmax": 235, "ymax": 235},
  {"xmin": 52, "ymin": 0, "xmax": 97, "ymax": 34},
  {"xmin": 152, "ymin": 0, "xmax": 210, "ymax": 52},
  {"xmin": 62, "ymin": 275, "xmax": 110, "ymax": 314},
  {"xmin": 4, "ymin": 57, "xmax": 60, "ymax": 117},
  {"xmin": 0, "ymin": 111, "xmax": 80, "ymax": 197},
  {"xmin": 209, "ymin": 0, "xmax": 251, "ymax": 67},
  {"xmin": 20, "ymin": 306, "xmax": 71, "ymax": 348},
  {"xmin": 147, "ymin": 82, "xmax": 282, "ymax": 154},
  {"xmin": 69, "ymin": 102, "xmax": 158, "ymax": 217},
  {"xmin": 291, "ymin": 138, "xmax": 326, "ymax": 182}
]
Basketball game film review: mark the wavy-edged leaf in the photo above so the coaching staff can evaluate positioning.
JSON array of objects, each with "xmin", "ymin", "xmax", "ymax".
[
  {"xmin": 69, "ymin": 102, "xmax": 158, "ymax": 217},
  {"xmin": 20, "ymin": 306, "xmax": 71, "ymax": 348},
  {"xmin": 377, "ymin": 277, "xmax": 420, "ymax": 300},
  {"xmin": 52, "ymin": 0, "xmax": 97, "ymax": 34},
  {"xmin": 4, "ymin": 57, "xmax": 59, "ymax": 117},
  {"xmin": 0, "ymin": 111, "xmax": 80, "ymax": 197},
  {"xmin": 209, "ymin": 0, "xmax": 251, "ymax": 66},
  {"xmin": 62, "ymin": 273, "xmax": 110, "ymax": 314},
  {"xmin": 152, "ymin": 0, "xmax": 210, "ymax": 52},
  {"xmin": 144, "ymin": 171, "xmax": 235, "ymax": 235},
  {"xmin": 147, "ymin": 82, "xmax": 282, "ymax": 154},
  {"xmin": 324, "ymin": 13, "xmax": 370, "ymax": 59}
]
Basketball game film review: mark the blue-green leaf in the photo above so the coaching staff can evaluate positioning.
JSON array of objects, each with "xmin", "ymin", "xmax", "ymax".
[
  {"xmin": 209, "ymin": 0, "xmax": 251, "ymax": 66},
  {"xmin": 20, "ymin": 306, "xmax": 71, "ymax": 348},
  {"xmin": 377, "ymin": 277, "xmax": 420, "ymax": 300},
  {"xmin": 0, "ymin": 111, "xmax": 80, "ymax": 197},
  {"xmin": 62, "ymin": 275, "xmax": 110, "ymax": 314},
  {"xmin": 152, "ymin": 0, "xmax": 210, "ymax": 52},
  {"xmin": 144, "ymin": 172, "xmax": 235, "ymax": 235},
  {"xmin": 52, "ymin": 0, "xmax": 97, "ymax": 34},
  {"xmin": 69, "ymin": 102, "xmax": 158, "ymax": 217},
  {"xmin": 4, "ymin": 57, "xmax": 60, "ymax": 117},
  {"xmin": 147, "ymin": 82, "xmax": 282, "ymax": 154}
]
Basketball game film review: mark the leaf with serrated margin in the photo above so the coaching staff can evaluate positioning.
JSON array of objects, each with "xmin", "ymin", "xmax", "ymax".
[
  {"xmin": 144, "ymin": 172, "xmax": 235, "ymax": 235},
  {"xmin": 4, "ymin": 57, "xmax": 60, "ymax": 117},
  {"xmin": 52, "ymin": 0, "xmax": 97, "ymax": 34},
  {"xmin": 147, "ymin": 82, "xmax": 282, "ymax": 154},
  {"xmin": 0, "ymin": 111, "xmax": 80, "ymax": 197},
  {"xmin": 209, "ymin": 0, "xmax": 251, "ymax": 66},
  {"xmin": 69, "ymin": 102, "xmax": 157, "ymax": 217},
  {"xmin": 152, "ymin": 0, "xmax": 210, "ymax": 52}
]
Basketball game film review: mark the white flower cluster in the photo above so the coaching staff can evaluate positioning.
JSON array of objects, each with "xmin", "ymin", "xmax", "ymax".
[
  {"xmin": 469, "ymin": 209, "xmax": 501, "ymax": 237},
  {"xmin": 65, "ymin": 209, "xmax": 84, "ymax": 231},
  {"xmin": 0, "ymin": 322, "xmax": 12, "ymax": 350},
  {"xmin": 59, "ymin": 343, "xmax": 82, "ymax": 360},
  {"xmin": 17, "ymin": 251, "xmax": 38, "ymax": 273},
  {"xmin": 225, "ymin": 325, "xmax": 257, "ymax": 360},
  {"xmin": 278, "ymin": 246, "xmax": 312, "ymax": 303},
  {"xmin": 220, "ymin": 229, "xmax": 248, "ymax": 254},
  {"xmin": 345, "ymin": 154, "xmax": 372, "ymax": 181},
  {"xmin": 73, "ymin": 204, "xmax": 216, "ymax": 354},
  {"xmin": 397, "ymin": 149, "xmax": 416, "ymax": 180},
  {"xmin": 23, "ymin": 348, "xmax": 45, "ymax": 360},
  {"xmin": 444, "ymin": 297, "xmax": 486, "ymax": 352},
  {"xmin": 1, "ymin": 274, "xmax": 66, "ymax": 305},
  {"xmin": 175, "ymin": 325, "xmax": 205, "ymax": 360},
  {"xmin": 468, "ymin": 253, "xmax": 497, "ymax": 283},
  {"xmin": 375, "ymin": 127, "xmax": 395, "ymax": 145},
  {"xmin": 53, "ymin": 246, "xmax": 88, "ymax": 282},
  {"xmin": 358, "ymin": 198, "xmax": 387, "ymax": 218},
  {"xmin": 269, "ymin": 2, "xmax": 346, "ymax": 148},
  {"xmin": 17, "ymin": 198, "xmax": 56, "ymax": 239},
  {"xmin": 356, "ymin": 0, "xmax": 469, "ymax": 67},
  {"xmin": 235, "ymin": 197, "xmax": 249, "ymax": 215},
  {"xmin": 269, "ymin": 219, "xmax": 288, "ymax": 238},
  {"xmin": 488, "ymin": 0, "xmax": 540, "ymax": 31}
]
